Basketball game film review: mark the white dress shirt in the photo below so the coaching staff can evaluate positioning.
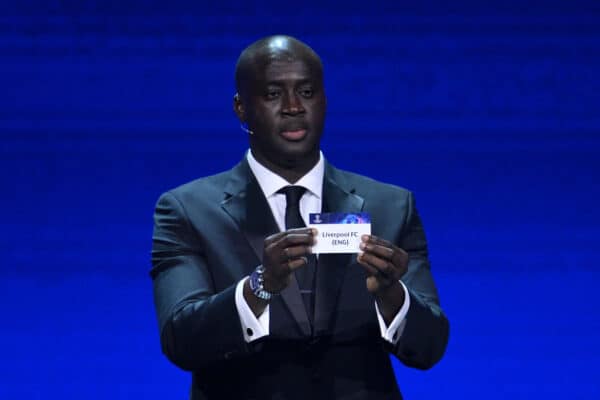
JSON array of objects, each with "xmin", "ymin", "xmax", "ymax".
[{"xmin": 234, "ymin": 150, "xmax": 410, "ymax": 343}]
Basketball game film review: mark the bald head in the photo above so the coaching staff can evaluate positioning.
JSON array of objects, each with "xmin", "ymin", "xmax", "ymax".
[{"xmin": 235, "ymin": 35, "xmax": 323, "ymax": 96}]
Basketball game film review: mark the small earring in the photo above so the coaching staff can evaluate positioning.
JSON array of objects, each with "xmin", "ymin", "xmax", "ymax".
[{"xmin": 240, "ymin": 123, "xmax": 254, "ymax": 135}]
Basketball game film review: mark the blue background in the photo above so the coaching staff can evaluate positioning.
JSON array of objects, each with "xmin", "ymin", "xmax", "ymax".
[{"xmin": 2, "ymin": 1, "xmax": 599, "ymax": 398}]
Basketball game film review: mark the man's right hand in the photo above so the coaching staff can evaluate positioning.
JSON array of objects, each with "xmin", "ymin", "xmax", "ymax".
[
  {"xmin": 243, "ymin": 227, "xmax": 316, "ymax": 317},
  {"xmin": 261, "ymin": 227, "xmax": 316, "ymax": 293}
]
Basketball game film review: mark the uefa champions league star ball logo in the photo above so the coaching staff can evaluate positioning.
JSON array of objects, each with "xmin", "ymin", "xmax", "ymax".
[{"xmin": 339, "ymin": 214, "xmax": 367, "ymax": 224}]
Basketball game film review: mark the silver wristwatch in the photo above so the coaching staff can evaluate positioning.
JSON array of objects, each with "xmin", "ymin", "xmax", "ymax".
[{"xmin": 249, "ymin": 265, "xmax": 275, "ymax": 300}]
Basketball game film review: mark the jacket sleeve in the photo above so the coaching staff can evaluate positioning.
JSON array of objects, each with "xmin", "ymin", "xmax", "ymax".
[
  {"xmin": 389, "ymin": 192, "xmax": 450, "ymax": 370},
  {"xmin": 150, "ymin": 191, "xmax": 250, "ymax": 371}
]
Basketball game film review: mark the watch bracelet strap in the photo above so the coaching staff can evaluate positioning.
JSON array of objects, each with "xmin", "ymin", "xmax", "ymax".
[{"xmin": 249, "ymin": 265, "xmax": 275, "ymax": 300}]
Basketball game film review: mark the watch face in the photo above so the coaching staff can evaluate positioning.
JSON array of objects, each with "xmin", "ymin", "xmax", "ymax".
[{"xmin": 250, "ymin": 272, "xmax": 259, "ymax": 290}]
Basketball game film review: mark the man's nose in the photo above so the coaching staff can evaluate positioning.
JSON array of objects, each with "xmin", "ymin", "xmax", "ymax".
[{"xmin": 282, "ymin": 91, "xmax": 305, "ymax": 115}]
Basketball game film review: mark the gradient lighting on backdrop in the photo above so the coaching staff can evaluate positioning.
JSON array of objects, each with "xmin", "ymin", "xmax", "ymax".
[{"xmin": 1, "ymin": 1, "xmax": 599, "ymax": 398}]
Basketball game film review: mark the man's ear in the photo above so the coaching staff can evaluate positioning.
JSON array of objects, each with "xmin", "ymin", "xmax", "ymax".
[{"xmin": 233, "ymin": 93, "xmax": 245, "ymax": 121}]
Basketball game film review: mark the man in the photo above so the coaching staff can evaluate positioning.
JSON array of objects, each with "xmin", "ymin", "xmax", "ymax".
[{"xmin": 151, "ymin": 35, "xmax": 449, "ymax": 399}]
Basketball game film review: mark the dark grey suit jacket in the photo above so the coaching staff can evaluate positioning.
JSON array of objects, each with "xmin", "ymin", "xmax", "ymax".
[{"xmin": 151, "ymin": 159, "xmax": 449, "ymax": 400}]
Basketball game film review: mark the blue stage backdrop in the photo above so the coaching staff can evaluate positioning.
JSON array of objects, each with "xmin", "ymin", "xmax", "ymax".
[{"xmin": 1, "ymin": 1, "xmax": 599, "ymax": 398}]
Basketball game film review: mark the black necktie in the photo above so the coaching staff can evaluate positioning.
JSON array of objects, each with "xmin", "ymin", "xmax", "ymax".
[{"xmin": 278, "ymin": 186, "xmax": 316, "ymax": 324}]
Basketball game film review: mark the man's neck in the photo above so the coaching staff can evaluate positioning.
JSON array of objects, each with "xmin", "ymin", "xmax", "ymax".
[{"xmin": 250, "ymin": 151, "xmax": 320, "ymax": 184}]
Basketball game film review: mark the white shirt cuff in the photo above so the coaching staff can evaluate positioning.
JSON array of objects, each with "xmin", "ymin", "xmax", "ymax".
[
  {"xmin": 234, "ymin": 277, "xmax": 270, "ymax": 342},
  {"xmin": 375, "ymin": 280, "xmax": 411, "ymax": 345}
]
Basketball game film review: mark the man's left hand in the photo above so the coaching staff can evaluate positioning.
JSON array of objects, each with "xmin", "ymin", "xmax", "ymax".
[{"xmin": 357, "ymin": 234, "xmax": 409, "ymax": 323}]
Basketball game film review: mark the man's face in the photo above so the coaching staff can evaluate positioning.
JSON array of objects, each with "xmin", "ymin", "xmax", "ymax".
[{"xmin": 236, "ymin": 58, "xmax": 326, "ymax": 171}]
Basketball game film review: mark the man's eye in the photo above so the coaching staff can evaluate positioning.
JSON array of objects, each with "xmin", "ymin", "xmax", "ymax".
[
  {"xmin": 299, "ymin": 89, "xmax": 313, "ymax": 98},
  {"xmin": 266, "ymin": 91, "xmax": 280, "ymax": 99}
]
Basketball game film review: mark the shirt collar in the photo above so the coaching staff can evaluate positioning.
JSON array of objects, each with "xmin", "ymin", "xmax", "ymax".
[{"xmin": 246, "ymin": 149, "xmax": 324, "ymax": 199}]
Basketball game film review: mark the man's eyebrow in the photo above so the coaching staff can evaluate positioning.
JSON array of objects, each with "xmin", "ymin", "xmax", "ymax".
[{"xmin": 265, "ymin": 78, "xmax": 314, "ymax": 85}]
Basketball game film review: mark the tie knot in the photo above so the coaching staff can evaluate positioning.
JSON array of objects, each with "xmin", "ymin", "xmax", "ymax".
[{"xmin": 278, "ymin": 185, "xmax": 307, "ymax": 206}]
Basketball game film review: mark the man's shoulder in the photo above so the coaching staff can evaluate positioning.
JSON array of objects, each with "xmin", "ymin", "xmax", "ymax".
[
  {"xmin": 171, "ymin": 169, "xmax": 232, "ymax": 194},
  {"xmin": 156, "ymin": 165, "xmax": 241, "ymax": 206},
  {"xmin": 328, "ymin": 164, "xmax": 412, "ymax": 199}
]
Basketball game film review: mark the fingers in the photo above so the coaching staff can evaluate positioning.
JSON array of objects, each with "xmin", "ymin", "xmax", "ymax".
[
  {"xmin": 357, "ymin": 252, "xmax": 398, "ymax": 284},
  {"xmin": 361, "ymin": 234, "xmax": 408, "ymax": 267},
  {"xmin": 263, "ymin": 228, "xmax": 316, "ymax": 275},
  {"xmin": 286, "ymin": 255, "xmax": 309, "ymax": 271},
  {"xmin": 281, "ymin": 245, "xmax": 312, "ymax": 263},
  {"xmin": 266, "ymin": 231, "xmax": 315, "ymax": 264},
  {"xmin": 261, "ymin": 228, "xmax": 317, "ymax": 293},
  {"xmin": 270, "ymin": 228, "xmax": 315, "ymax": 251},
  {"xmin": 265, "ymin": 227, "xmax": 316, "ymax": 246},
  {"xmin": 279, "ymin": 241, "xmax": 312, "ymax": 272},
  {"xmin": 355, "ymin": 259, "xmax": 396, "ymax": 293},
  {"xmin": 357, "ymin": 234, "xmax": 408, "ymax": 281},
  {"xmin": 355, "ymin": 256, "xmax": 383, "ymax": 277}
]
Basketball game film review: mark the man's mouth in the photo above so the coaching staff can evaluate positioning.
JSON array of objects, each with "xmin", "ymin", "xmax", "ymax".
[{"xmin": 280, "ymin": 129, "xmax": 307, "ymax": 141}]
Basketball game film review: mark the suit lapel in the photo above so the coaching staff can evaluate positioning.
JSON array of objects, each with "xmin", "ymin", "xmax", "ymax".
[
  {"xmin": 313, "ymin": 165, "xmax": 365, "ymax": 335},
  {"xmin": 221, "ymin": 161, "xmax": 273, "ymax": 262},
  {"xmin": 220, "ymin": 159, "xmax": 311, "ymax": 336}
]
